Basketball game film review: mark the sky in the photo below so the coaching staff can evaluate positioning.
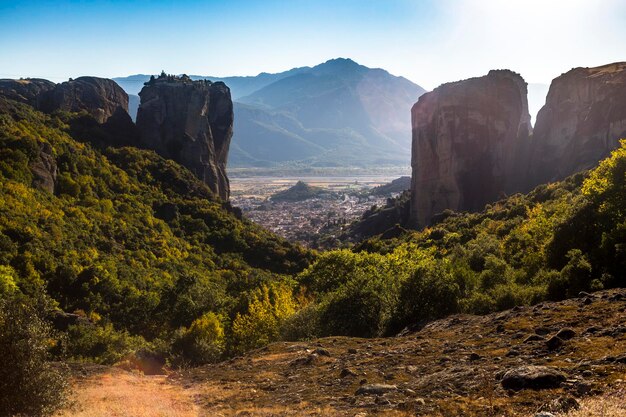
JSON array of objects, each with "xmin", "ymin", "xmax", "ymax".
[{"xmin": 0, "ymin": 0, "xmax": 624, "ymax": 89}]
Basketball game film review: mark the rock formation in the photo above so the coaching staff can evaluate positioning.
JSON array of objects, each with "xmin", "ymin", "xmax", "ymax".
[
  {"xmin": 529, "ymin": 62, "xmax": 626, "ymax": 184},
  {"xmin": 136, "ymin": 74, "xmax": 233, "ymax": 200},
  {"xmin": 40, "ymin": 76, "xmax": 130, "ymax": 124},
  {"xmin": 410, "ymin": 70, "xmax": 531, "ymax": 227},
  {"xmin": 0, "ymin": 78, "xmax": 55, "ymax": 108},
  {"xmin": 30, "ymin": 142, "xmax": 57, "ymax": 194}
]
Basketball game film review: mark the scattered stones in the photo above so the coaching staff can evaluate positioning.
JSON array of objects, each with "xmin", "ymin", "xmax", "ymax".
[
  {"xmin": 501, "ymin": 366, "xmax": 566, "ymax": 391},
  {"xmin": 539, "ymin": 395, "xmax": 580, "ymax": 413},
  {"xmin": 289, "ymin": 354, "xmax": 319, "ymax": 367},
  {"xmin": 340, "ymin": 368, "xmax": 358, "ymax": 378},
  {"xmin": 555, "ymin": 328, "xmax": 576, "ymax": 340},
  {"xmin": 546, "ymin": 336, "xmax": 564, "ymax": 351},
  {"xmin": 534, "ymin": 327, "xmax": 552, "ymax": 336},
  {"xmin": 315, "ymin": 348, "xmax": 331, "ymax": 357},
  {"xmin": 355, "ymin": 384, "xmax": 398, "ymax": 396},
  {"xmin": 525, "ymin": 334, "xmax": 546, "ymax": 343}
]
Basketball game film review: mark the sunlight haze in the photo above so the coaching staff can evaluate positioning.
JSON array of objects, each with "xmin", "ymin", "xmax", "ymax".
[{"xmin": 0, "ymin": 0, "xmax": 624, "ymax": 88}]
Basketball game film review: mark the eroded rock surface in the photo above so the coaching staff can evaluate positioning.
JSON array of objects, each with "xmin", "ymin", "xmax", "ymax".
[
  {"xmin": 410, "ymin": 70, "xmax": 531, "ymax": 227},
  {"xmin": 40, "ymin": 76, "xmax": 130, "ymax": 124},
  {"xmin": 529, "ymin": 62, "xmax": 626, "ymax": 184},
  {"xmin": 0, "ymin": 78, "xmax": 55, "ymax": 108},
  {"xmin": 136, "ymin": 75, "xmax": 233, "ymax": 200}
]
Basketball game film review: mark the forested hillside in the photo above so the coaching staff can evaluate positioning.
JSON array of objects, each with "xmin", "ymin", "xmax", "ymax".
[
  {"xmin": 286, "ymin": 140, "xmax": 626, "ymax": 339},
  {"xmin": 1, "ymin": 91, "xmax": 626, "ymax": 366},
  {"xmin": 0, "ymin": 97, "xmax": 313, "ymax": 363}
]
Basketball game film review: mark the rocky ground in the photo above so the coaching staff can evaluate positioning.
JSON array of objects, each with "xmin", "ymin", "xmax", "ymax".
[
  {"xmin": 60, "ymin": 289, "xmax": 626, "ymax": 416},
  {"xmin": 178, "ymin": 289, "xmax": 626, "ymax": 416}
]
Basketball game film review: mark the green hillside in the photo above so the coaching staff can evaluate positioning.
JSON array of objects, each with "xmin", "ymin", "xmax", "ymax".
[
  {"xmin": 0, "ymin": 97, "xmax": 313, "ymax": 362},
  {"xmin": 287, "ymin": 141, "xmax": 626, "ymax": 338}
]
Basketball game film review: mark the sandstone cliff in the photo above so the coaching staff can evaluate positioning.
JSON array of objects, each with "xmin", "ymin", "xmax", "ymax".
[
  {"xmin": 136, "ymin": 75, "xmax": 233, "ymax": 200},
  {"xmin": 0, "ymin": 78, "xmax": 55, "ymax": 108},
  {"xmin": 40, "ymin": 76, "xmax": 130, "ymax": 124},
  {"xmin": 410, "ymin": 70, "xmax": 531, "ymax": 227},
  {"xmin": 529, "ymin": 62, "xmax": 626, "ymax": 184}
]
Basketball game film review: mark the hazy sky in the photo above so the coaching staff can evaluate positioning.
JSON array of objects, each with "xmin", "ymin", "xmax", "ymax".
[{"xmin": 0, "ymin": 0, "xmax": 624, "ymax": 89}]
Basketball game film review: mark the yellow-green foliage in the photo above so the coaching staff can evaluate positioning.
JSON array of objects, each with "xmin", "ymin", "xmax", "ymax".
[
  {"xmin": 232, "ymin": 282, "xmax": 297, "ymax": 353},
  {"xmin": 172, "ymin": 312, "xmax": 225, "ymax": 365},
  {"xmin": 0, "ymin": 97, "xmax": 313, "ymax": 362},
  {"xmin": 296, "ymin": 141, "xmax": 626, "ymax": 338}
]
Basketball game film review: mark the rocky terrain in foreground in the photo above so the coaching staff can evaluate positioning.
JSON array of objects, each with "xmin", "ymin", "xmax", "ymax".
[{"xmin": 173, "ymin": 289, "xmax": 626, "ymax": 416}]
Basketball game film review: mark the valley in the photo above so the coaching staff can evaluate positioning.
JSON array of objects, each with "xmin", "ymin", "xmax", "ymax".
[{"xmin": 230, "ymin": 173, "xmax": 408, "ymax": 248}]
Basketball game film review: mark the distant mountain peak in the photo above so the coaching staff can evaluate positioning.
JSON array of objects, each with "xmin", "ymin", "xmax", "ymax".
[{"xmin": 314, "ymin": 57, "xmax": 365, "ymax": 73}]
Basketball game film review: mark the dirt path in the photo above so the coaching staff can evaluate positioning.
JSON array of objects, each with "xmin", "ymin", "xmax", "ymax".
[{"xmin": 57, "ymin": 369, "xmax": 203, "ymax": 417}]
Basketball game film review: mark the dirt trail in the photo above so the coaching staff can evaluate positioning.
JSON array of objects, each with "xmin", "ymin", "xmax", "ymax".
[{"xmin": 57, "ymin": 369, "xmax": 203, "ymax": 417}]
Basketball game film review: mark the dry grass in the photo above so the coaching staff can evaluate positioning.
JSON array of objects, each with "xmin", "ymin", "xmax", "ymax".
[
  {"xmin": 561, "ymin": 386, "xmax": 626, "ymax": 417},
  {"xmin": 56, "ymin": 369, "xmax": 201, "ymax": 417}
]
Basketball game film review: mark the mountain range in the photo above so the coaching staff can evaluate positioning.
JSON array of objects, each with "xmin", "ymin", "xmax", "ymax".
[{"xmin": 114, "ymin": 58, "xmax": 426, "ymax": 168}]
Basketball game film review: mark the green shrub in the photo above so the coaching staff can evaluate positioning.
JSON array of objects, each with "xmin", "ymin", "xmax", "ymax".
[
  {"xmin": 171, "ymin": 311, "xmax": 225, "ymax": 365},
  {"xmin": 231, "ymin": 282, "xmax": 297, "ymax": 354},
  {"xmin": 279, "ymin": 303, "xmax": 321, "ymax": 341},
  {"xmin": 318, "ymin": 269, "xmax": 399, "ymax": 337},
  {"xmin": 394, "ymin": 259, "xmax": 460, "ymax": 328},
  {"xmin": 0, "ymin": 296, "xmax": 69, "ymax": 417},
  {"xmin": 65, "ymin": 322, "xmax": 147, "ymax": 364}
]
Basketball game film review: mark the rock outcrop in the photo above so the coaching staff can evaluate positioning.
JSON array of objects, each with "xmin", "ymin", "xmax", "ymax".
[
  {"xmin": 40, "ymin": 76, "xmax": 130, "ymax": 124},
  {"xmin": 136, "ymin": 74, "xmax": 233, "ymax": 200},
  {"xmin": 529, "ymin": 62, "xmax": 626, "ymax": 184},
  {"xmin": 410, "ymin": 70, "xmax": 531, "ymax": 227},
  {"xmin": 0, "ymin": 78, "xmax": 55, "ymax": 108},
  {"xmin": 30, "ymin": 142, "xmax": 58, "ymax": 193}
]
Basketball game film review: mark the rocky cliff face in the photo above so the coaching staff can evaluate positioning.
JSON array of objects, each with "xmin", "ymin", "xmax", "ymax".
[
  {"xmin": 0, "ymin": 78, "xmax": 56, "ymax": 108},
  {"xmin": 136, "ymin": 75, "xmax": 234, "ymax": 200},
  {"xmin": 529, "ymin": 62, "xmax": 626, "ymax": 184},
  {"xmin": 410, "ymin": 70, "xmax": 531, "ymax": 227},
  {"xmin": 30, "ymin": 142, "xmax": 57, "ymax": 193},
  {"xmin": 40, "ymin": 76, "xmax": 130, "ymax": 124},
  {"xmin": 0, "ymin": 76, "xmax": 133, "ymax": 193}
]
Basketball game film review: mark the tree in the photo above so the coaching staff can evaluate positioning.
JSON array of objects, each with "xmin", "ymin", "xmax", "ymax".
[{"xmin": 0, "ymin": 296, "xmax": 69, "ymax": 416}]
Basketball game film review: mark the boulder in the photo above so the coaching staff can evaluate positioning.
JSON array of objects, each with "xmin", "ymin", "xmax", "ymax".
[
  {"xmin": 355, "ymin": 384, "xmax": 398, "ymax": 396},
  {"xmin": 136, "ymin": 74, "xmax": 233, "ymax": 200},
  {"xmin": 410, "ymin": 70, "xmax": 531, "ymax": 227},
  {"xmin": 501, "ymin": 366, "xmax": 566, "ymax": 391}
]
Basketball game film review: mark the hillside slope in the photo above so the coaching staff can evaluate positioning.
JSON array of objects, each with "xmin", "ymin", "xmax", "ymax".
[
  {"xmin": 173, "ymin": 288, "xmax": 626, "ymax": 416},
  {"xmin": 0, "ymin": 96, "xmax": 312, "ymax": 360}
]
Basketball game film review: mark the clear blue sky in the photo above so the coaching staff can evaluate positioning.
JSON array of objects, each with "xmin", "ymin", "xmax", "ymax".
[{"xmin": 0, "ymin": 0, "xmax": 624, "ymax": 89}]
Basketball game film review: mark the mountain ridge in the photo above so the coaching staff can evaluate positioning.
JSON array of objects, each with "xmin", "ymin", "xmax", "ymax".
[{"xmin": 114, "ymin": 58, "xmax": 427, "ymax": 168}]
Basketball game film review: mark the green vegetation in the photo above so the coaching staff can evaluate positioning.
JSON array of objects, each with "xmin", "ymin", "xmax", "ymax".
[
  {"xmin": 289, "ymin": 141, "xmax": 626, "ymax": 338},
  {"xmin": 0, "ymin": 97, "xmax": 313, "ymax": 365},
  {"xmin": 0, "ymin": 295, "xmax": 69, "ymax": 417},
  {"xmin": 2, "ymin": 92, "xmax": 626, "ymax": 370}
]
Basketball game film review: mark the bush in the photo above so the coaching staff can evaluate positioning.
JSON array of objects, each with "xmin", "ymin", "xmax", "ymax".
[
  {"xmin": 318, "ymin": 269, "xmax": 399, "ymax": 337},
  {"xmin": 394, "ymin": 259, "xmax": 460, "ymax": 328},
  {"xmin": 231, "ymin": 282, "xmax": 296, "ymax": 354},
  {"xmin": 171, "ymin": 311, "xmax": 225, "ymax": 365},
  {"xmin": 65, "ymin": 322, "xmax": 147, "ymax": 364},
  {"xmin": 0, "ymin": 297, "xmax": 69, "ymax": 416},
  {"xmin": 279, "ymin": 303, "xmax": 321, "ymax": 341}
]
